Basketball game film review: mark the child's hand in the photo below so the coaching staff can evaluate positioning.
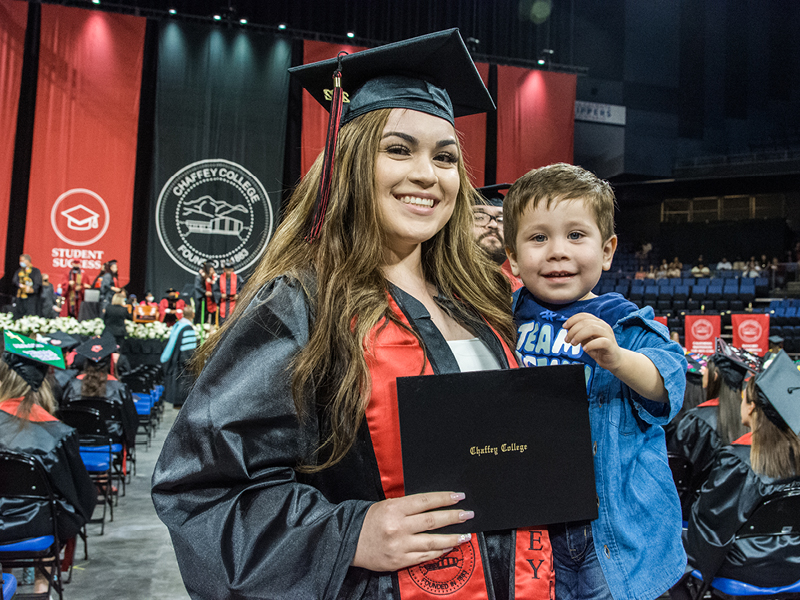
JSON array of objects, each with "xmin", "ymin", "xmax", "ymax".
[{"xmin": 563, "ymin": 312, "xmax": 624, "ymax": 373}]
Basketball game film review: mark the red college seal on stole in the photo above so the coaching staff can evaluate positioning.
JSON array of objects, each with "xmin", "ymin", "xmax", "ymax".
[{"xmin": 407, "ymin": 541, "xmax": 475, "ymax": 594}]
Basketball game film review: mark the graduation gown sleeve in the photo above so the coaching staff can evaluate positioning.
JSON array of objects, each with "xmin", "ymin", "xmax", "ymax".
[{"xmin": 151, "ymin": 277, "xmax": 371, "ymax": 600}]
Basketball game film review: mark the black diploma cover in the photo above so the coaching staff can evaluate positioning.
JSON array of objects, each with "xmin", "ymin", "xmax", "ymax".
[{"xmin": 397, "ymin": 364, "xmax": 598, "ymax": 534}]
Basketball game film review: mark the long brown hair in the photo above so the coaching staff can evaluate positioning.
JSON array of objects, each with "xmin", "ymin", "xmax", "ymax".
[
  {"xmin": 746, "ymin": 378, "xmax": 800, "ymax": 478},
  {"xmin": 0, "ymin": 361, "xmax": 56, "ymax": 424},
  {"xmin": 194, "ymin": 108, "xmax": 514, "ymax": 472},
  {"xmin": 81, "ymin": 361, "xmax": 109, "ymax": 398},
  {"xmin": 718, "ymin": 380, "xmax": 748, "ymax": 446}
]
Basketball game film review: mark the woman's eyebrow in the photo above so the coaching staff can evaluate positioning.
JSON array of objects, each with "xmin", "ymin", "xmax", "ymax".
[{"xmin": 381, "ymin": 132, "xmax": 457, "ymax": 148}]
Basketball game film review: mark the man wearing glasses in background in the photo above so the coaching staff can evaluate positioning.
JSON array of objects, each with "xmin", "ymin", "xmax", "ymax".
[{"xmin": 473, "ymin": 184, "xmax": 523, "ymax": 291}]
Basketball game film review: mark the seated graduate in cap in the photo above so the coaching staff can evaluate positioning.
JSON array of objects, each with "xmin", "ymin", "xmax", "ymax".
[
  {"xmin": 667, "ymin": 344, "xmax": 750, "ymax": 518},
  {"xmin": 152, "ymin": 29, "xmax": 551, "ymax": 600},
  {"xmin": 0, "ymin": 332, "xmax": 96, "ymax": 595},
  {"xmin": 62, "ymin": 336, "xmax": 138, "ymax": 450},
  {"xmin": 680, "ymin": 350, "xmax": 800, "ymax": 589}
]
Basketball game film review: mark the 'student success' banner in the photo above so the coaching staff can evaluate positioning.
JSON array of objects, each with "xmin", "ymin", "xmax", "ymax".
[
  {"xmin": 684, "ymin": 314, "xmax": 721, "ymax": 355},
  {"xmin": 731, "ymin": 313, "xmax": 770, "ymax": 356},
  {"xmin": 496, "ymin": 66, "xmax": 576, "ymax": 183},
  {"xmin": 300, "ymin": 40, "xmax": 490, "ymax": 187},
  {"xmin": 146, "ymin": 22, "xmax": 291, "ymax": 297},
  {"xmin": 0, "ymin": 0, "xmax": 28, "ymax": 279},
  {"xmin": 24, "ymin": 5, "xmax": 145, "ymax": 286}
]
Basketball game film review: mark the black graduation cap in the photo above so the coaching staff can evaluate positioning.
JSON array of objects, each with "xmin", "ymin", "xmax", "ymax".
[
  {"xmin": 74, "ymin": 335, "xmax": 118, "ymax": 363},
  {"xmin": 290, "ymin": 28, "xmax": 494, "ymax": 126},
  {"xmin": 476, "ymin": 183, "xmax": 512, "ymax": 207},
  {"xmin": 40, "ymin": 330, "xmax": 80, "ymax": 351},
  {"xmin": 289, "ymin": 29, "xmax": 494, "ymax": 241},
  {"xmin": 769, "ymin": 335, "xmax": 784, "ymax": 345},
  {"xmin": 754, "ymin": 350, "xmax": 800, "ymax": 435}
]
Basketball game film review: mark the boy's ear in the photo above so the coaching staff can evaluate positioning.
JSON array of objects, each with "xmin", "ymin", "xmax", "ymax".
[
  {"xmin": 505, "ymin": 247, "xmax": 521, "ymax": 277},
  {"xmin": 602, "ymin": 235, "xmax": 618, "ymax": 271}
]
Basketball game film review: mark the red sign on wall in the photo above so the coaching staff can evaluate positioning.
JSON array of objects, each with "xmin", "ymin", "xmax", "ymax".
[
  {"xmin": 653, "ymin": 316, "xmax": 668, "ymax": 327},
  {"xmin": 731, "ymin": 313, "xmax": 770, "ymax": 356},
  {"xmin": 684, "ymin": 314, "xmax": 721, "ymax": 354}
]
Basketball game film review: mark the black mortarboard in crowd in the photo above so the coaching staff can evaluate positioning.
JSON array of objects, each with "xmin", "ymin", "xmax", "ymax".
[
  {"xmin": 768, "ymin": 335, "xmax": 784, "ymax": 345},
  {"xmin": 2, "ymin": 331, "xmax": 65, "ymax": 392},
  {"xmin": 753, "ymin": 350, "xmax": 800, "ymax": 435},
  {"xmin": 289, "ymin": 29, "xmax": 495, "ymax": 241},
  {"xmin": 39, "ymin": 330, "xmax": 80, "ymax": 351},
  {"xmin": 74, "ymin": 335, "xmax": 118, "ymax": 363},
  {"xmin": 712, "ymin": 338, "xmax": 761, "ymax": 389},
  {"xmin": 476, "ymin": 184, "xmax": 512, "ymax": 207}
]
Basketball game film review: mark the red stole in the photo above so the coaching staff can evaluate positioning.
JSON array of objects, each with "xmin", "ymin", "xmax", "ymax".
[
  {"xmin": 698, "ymin": 398, "xmax": 719, "ymax": 407},
  {"xmin": 219, "ymin": 272, "xmax": 237, "ymax": 318},
  {"xmin": 205, "ymin": 276, "xmax": 218, "ymax": 313},
  {"xmin": 364, "ymin": 295, "xmax": 553, "ymax": 599}
]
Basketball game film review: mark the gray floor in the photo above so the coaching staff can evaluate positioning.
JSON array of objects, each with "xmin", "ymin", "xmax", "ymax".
[{"xmin": 15, "ymin": 407, "xmax": 191, "ymax": 600}]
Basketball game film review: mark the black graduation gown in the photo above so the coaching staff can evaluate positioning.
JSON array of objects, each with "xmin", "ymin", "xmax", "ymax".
[
  {"xmin": 0, "ymin": 402, "xmax": 97, "ymax": 542},
  {"xmin": 63, "ymin": 377, "xmax": 139, "ymax": 447},
  {"xmin": 666, "ymin": 403, "xmax": 721, "ymax": 518},
  {"xmin": 685, "ymin": 443, "xmax": 800, "ymax": 586},
  {"xmin": 152, "ymin": 276, "xmax": 519, "ymax": 600}
]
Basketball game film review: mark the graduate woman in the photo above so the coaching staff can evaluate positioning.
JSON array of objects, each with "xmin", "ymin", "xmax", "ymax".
[{"xmin": 152, "ymin": 30, "xmax": 552, "ymax": 600}]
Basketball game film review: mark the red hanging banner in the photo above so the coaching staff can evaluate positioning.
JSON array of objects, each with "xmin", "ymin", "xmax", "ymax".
[
  {"xmin": 684, "ymin": 314, "xmax": 721, "ymax": 355},
  {"xmin": 23, "ymin": 5, "xmax": 145, "ymax": 288},
  {"xmin": 496, "ymin": 66, "xmax": 576, "ymax": 183},
  {"xmin": 300, "ymin": 41, "xmax": 489, "ymax": 187},
  {"xmin": 654, "ymin": 315, "xmax": 668, "ymax": 327},
  {"xmin": 731, "ymin": 313, "xmax": 770, "ymax": 356},
  {"xmin": 0, "ymin": 0, "xmax": 28, "ymax": 279}
]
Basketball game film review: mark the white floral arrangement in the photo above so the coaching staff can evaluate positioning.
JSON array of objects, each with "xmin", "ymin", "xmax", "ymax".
[{"xmin": 1, "ymin": 311, "xmax": 177, "ymax": 342}]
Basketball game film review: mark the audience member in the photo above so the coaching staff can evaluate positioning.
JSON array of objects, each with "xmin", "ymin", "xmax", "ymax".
[
  {"xmin": 682, "ymin": 351, "xmax": 800, "ymax": 589},
  {"xmin": 732, "ymin": 256, "xmax": 746, "ymax": 271},
  {"xmin": 667, "ymin": 257, "xmax": 682, "ymax": 278},
  {"xmin": 12, "ymin": 254, "xmax": 42, "ymax": 319},
  {"xmin": 743, "ymin": 257, "xmax": 761, "ymax": 278},
  {"xmin": 159, "ymin": 288, "xmax": 185, "ymax": 326},
  {"xmin": 656, "ymin": 260, "xmax": 669, "ymax": 279},
  {"xmin": 691, "ymin": 262, "xmax": 710, "ymax": 278},
  {"xmin": 159, "ymin": 305, "xmax": 197, "ymax": 409},
  {"xmin": 715, "ymin": 257, "xmax": 732, "ymax": 270},
  {"xmin": 0, "ymin": 333, "xmax": 96, "ymax": 596}
]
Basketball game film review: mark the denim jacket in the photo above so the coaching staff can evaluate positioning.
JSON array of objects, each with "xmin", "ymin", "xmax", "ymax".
[{"xmin": 513, "ymin": 291, "xmax": 688, "ymax": 600}]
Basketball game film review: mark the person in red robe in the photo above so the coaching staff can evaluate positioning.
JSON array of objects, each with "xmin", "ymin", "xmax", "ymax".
[
  {"xmin": 159, "ymin": 288, "xmax": 185, "ymax": 326},
  {"xmin": 61, "ymin": 259, "xmax": 88, "ymax": 318},
  {"xmin": 217, "ymin": 261, "xmax": 240, "ymax": 324}
]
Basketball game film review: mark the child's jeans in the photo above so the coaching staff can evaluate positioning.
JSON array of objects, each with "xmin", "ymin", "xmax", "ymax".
[{"xmin": 551, "ymin": 521, "xmax": 614, "ymax": 600}]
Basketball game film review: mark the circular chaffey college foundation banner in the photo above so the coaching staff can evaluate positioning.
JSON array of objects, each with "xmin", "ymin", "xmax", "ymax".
[{"xmin": 155, "ymin": 159, "xmax": 274, "ymax": 274}]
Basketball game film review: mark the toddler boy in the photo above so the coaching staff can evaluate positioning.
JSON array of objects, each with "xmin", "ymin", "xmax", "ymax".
[{"xmin": 504, "ymin": 163, "xmax": 687, "ymax": 600}]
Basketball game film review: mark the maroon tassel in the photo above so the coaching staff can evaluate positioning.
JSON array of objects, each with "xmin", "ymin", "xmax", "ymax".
[{"xmin": 306, "ymin": 53, "xmax": 346, "ymax": 243}]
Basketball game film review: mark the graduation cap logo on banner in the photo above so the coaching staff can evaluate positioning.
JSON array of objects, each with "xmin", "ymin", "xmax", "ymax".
[
  {"xmin": 61, "ymin": 204, "xmax": 100, "ymax": 231},
  {"xmin": 74, "ymin": 335, "xmax": 118, "ymax": 363},
  {"xmin": 289, "ymin": 28, "xmax": 494, "ymax": 241},
  {"xmin": 2, "ymin": 331, "xmax": 65, "ymax": 392},
  {"xmin": 754, "ymin": 350, "xmax": 800, "ymax": 435}
]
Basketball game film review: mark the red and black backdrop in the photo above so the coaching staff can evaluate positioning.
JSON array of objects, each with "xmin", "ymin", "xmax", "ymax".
[{"xmin": 1, "ymin": 0, "xmax": 576, "ymax": 298}]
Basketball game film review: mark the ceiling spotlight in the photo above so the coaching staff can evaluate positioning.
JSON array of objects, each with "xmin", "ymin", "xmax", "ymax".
[
  {"xmin": 213, "ymin": 14, "xmax": 221, "ymax": 20},
  {"xmin": 537, "ymin": 58, "xmax": 545, "ymax": 65},
  {"xmin": 239, "ymin": 18, "xmax": 247, "ymax": 24},
  {"xmin": 168, "ymin": 8, "xmax": 176, "ymax": 14},
  {"xmin": 278, "ymin": 23, "xmax": 287, "ymax": 30},
  {"xmin": 346, "ymin": 31, "xmax": 355, "ymax": 39},
  {"xmin": 92, "ymin": 0, "xmax": 100, "ymax": 4}
]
